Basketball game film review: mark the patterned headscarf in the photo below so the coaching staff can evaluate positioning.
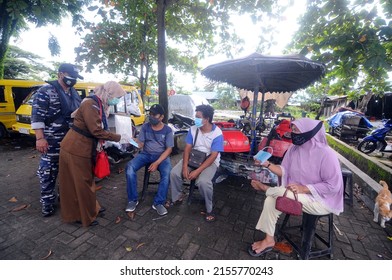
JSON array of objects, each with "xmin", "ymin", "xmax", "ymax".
[
  {"xmin": 94, "ymin": 81, "xmax": 126, "ymax": 116},
  {"xmin": 281, "ymin": 118, "xmax": 344, "ymax": 215}
]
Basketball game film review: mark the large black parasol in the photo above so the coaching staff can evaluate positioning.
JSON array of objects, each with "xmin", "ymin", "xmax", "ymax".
[{"xmin": 201, "ymin": 52, "xmax": 326, "ymax": 153}]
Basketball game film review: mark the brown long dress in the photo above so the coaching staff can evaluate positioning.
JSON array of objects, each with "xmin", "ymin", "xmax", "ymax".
[{"xmin": 59, "ymin": 98, "xmax": 121, "ymax": 226}]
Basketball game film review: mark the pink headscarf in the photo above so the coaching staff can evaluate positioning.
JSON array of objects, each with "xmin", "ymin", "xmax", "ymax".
[{"xmin": 281, "ymin": 118, "xmax": 344, "ymax": 215}]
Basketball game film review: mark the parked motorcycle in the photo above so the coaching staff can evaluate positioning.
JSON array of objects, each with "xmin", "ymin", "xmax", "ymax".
[
  {"xmin": 105, "ymin": 102, "xmax": 141, "ymax": 164},
  {"xmin": 105, "ymin": 128, "xmax": 138, "ymax": 164},
  {"xmin": 235, "ymin": 114, "xmax": 266, "ymax": 136},
  {"xmin": 168, "ymin": 112, "xmax": 194, "ymax": 129},
  {"xmin": 357, "ymin": 119, "xmax": 392, "ymax": 154},
  {"xmin": 167, "ymin": 112, "xmax": 194, "ymax": 154}
]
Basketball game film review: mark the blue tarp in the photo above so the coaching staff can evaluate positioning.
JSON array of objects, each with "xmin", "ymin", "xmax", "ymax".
[{"xmin": 327, "ymin": 111, "xmax": 373, "ymax": 128}]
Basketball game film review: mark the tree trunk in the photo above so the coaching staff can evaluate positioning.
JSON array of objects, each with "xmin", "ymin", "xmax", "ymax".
[
  {"xmin": 0, "ymin": 17, "xmax": 18, "ymax": 79},
  {"xmin": 357, "ymin": 92, "xmax": 373, "ymax": 114},
  {"xmin": 157, "ymin": 0, "xmax": 168, "ymax": 123},
  {"xmin": 315, "ymin": 96, "xmax": 326, "ymax": 120},
  {"xmin": 139, "ymin": 57, "xmax": 145, "ymax": 103}
]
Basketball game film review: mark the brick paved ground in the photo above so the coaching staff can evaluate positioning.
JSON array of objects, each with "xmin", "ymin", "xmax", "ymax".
[{"xmin": 0, "ymin": 136, "xmax": 391, "ymax": 260}]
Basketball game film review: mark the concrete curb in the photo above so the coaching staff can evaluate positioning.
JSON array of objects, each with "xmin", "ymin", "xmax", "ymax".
[
  {"xmin": 336, "ymin": 152, "xmax": 381, "ymax": 211},
  {"xmin": 327, "ymin": 134, "xmax": 392, "ymax": 186}
]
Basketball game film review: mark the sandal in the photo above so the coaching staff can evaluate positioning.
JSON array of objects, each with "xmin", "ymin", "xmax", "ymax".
[
  {"xmin": 165, "ymin": 199, "xmax": 183, "ymax": 208},
  {"xmin": 165, "ymin": 193, "xmax": 186, "ymax": 208},
  {"xmin": 248, "ymin": 245, "xmax": 273, "ymax": 257},
  {"xmin": 205, "ymin": 212, "xmax": 216, "ymax": 222}
]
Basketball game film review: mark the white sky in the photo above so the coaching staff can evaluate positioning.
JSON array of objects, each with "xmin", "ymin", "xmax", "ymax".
[{"xmin": 11, "ymin": 0, "xmax": 306, "ymax": 91}]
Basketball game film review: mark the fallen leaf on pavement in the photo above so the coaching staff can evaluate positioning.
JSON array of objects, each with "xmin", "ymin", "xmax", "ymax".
[
  {"xmin": 115, "ymin": 216, "xmax": 121, "ymax": 224},
  {"xmin": 387, "ymin": 236, "xmax": 392, "ymax": 241},
  {"xmin": 125, "ymin": 246, "xmax": 132, "ymax": 252},
  {"xmin": 357, "ymin": 235, "xmax": 365, "ymax": 241},
  {"xmin": 117, "ymin": 168, "xmax": 124, "ymax": 174},
  {"xmin": 95, "ymin": 185, "xmax": 103, "ymax": 191},
  {"xmin": 29, "ymin": 155, "xmax": 36, "ymax": 159},
  {"xmin": 9, "ymin": 197, "xmax": 18, "ymax": 202},
  {"xmin": 127, "ymin": 212, "xmax": 135, "ymax": 220},
  {"xmin": 40, "ymin": 250, "xmax": 52, "ymax": 260},
  {"xmin": 136, "ymin": 243, "xmax": 145, "ymax": 250},
  {"xmin": 11, "ymin": 204, "xmax": 30, "ymax": 212}
]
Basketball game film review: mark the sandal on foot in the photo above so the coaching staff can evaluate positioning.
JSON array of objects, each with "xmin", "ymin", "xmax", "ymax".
[
  {"xmin": 205, "ymin": 212, "xmax": 216, "ymax": 222},
  {"xmin": 165, "ymin": 199, "xmax": 183, "ymax": 208},
  {"xmin": 248, "ymin": 245, "xmax": 273, "ymax": 257}
]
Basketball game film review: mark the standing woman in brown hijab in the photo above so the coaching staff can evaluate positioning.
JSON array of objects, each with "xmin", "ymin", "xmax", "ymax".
[{"xmin": 59, "ymin": 81, "xmax": 126, "ymax": 226}]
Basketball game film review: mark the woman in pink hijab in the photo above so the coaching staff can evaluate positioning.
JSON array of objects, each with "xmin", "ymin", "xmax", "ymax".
[{"xmin": 249, "ymin": 118, "xmax": 343, "ymax": 257}]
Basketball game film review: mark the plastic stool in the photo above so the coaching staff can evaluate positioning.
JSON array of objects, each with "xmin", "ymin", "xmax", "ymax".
[
  {"xmin": 187, "ymin": 180, "xmax": 197, "ymax": 205},
  {"xmin": 278, "ymin": 212, "xmax": 334, "ymax": 260},
  {"xmin": 186, "ymin": 172, "xmax": 220, "ymax": 205},
  {"xmin": 341, "ymin": 167, "xmax": 353, "ymax": 206},
  {"xmin": 141, "ymin": 166, "xmax": 160, "ymax": 201}
]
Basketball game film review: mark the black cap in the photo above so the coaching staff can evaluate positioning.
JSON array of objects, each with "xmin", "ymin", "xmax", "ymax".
[
  {"xmin": 58, "ymin": 63, "xmax": 84, "ymax": 80},
  {"xmin": 149, "ymin": 104, "xmax": 165, "ymax": 115}
]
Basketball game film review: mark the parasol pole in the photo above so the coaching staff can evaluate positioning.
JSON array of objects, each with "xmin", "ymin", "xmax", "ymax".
[
  {"xmin": 250, "ymin": 85, "xmax": 259, "ymax": 155},
  {"xmin": 260, "ymin": 91, "xmax": 266, "ymax": 123}
]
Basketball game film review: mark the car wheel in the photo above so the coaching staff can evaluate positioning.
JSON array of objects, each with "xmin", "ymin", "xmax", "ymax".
[{"xmin": 0, "ymin": 124, "xmax": 7, "ymax": 139}]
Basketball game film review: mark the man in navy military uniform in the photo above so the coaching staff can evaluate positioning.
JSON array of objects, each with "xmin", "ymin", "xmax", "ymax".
[{"xmin": 32, "ymin": 63, "xmax": 83, "ymax": 217}]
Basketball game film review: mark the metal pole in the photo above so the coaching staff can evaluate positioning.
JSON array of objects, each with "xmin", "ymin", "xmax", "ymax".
[
  {"xmin": 260, "ymin": 91, "xmax": 265, "ymax": 122},
  {"xmin": 250, "ymin": 86, "xmax": 258, "ymax": 154}
]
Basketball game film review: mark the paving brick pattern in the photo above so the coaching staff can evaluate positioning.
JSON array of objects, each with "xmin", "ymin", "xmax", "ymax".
[{"xmin": 1, "ymin": 136, "xmax": 391, "ymax": 260}]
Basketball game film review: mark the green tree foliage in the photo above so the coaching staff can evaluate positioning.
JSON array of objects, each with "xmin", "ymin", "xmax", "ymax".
[
  {"xmin": 290, "ymin": 0, "xmax": 392, "ymax": 98},
  {"xmin": 48, "ymin": 34, "xmax": 61, "ymax": 57},
  {"xmin": 0, "ymin": 0, "xmax": 91, "ymax": 79},
  {"xmin": 214, "ymin": 85, "xmax": 238, "ymax": 110},
  {"xmin": 75, "ymin": 0, "xmax": 282, "ymax": 120},
  {"xmin": 3, "ymin": 45, "xmax": 53, "ymax": 79}
]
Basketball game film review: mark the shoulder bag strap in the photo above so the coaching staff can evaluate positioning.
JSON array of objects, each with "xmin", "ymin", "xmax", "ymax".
[{"xmin": 193, "ymin": 128, "xmax": 199, "ymax": 146}]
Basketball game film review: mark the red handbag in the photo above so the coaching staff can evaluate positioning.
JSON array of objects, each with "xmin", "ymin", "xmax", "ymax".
[
  {"xmin": 92, "ymin": 98, "xmax": 110, "ymax": 179},
  {"xmin": 94, "ymin": 149, "xmax": 110, "ymax": 179},
  {"xmin": 275, "ymin": 189, "xmax": 303, "ymax": 216}
]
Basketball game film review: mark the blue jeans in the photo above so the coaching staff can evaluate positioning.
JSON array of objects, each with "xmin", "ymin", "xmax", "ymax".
[{"xmin": 125, "ymin": 152, "xmax": 171, "ymax": 205}]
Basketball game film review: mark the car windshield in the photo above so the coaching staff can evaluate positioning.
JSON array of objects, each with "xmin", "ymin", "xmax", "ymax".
[
  {"xmin": 23, "ymin": 86, "xmax": 42, "ymax": 105},
  {"xmin": 24, "ymin": 92, "xmax": 36, "ymax": 105},
  {"xmin": 111, "ymin": 91, "xmax": 141, "ymax": 116}
]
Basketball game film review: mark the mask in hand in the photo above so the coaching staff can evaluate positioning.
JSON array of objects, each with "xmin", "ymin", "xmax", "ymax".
[
  {"xmin": 149, "ymin": 116, "xmax": 160, "ymax": 126},
  {"xmin": 107, "ymin": 97, "xmax": 120, "ymax": 106},
  {"xmin": 291, "ymin": 122, "xmax": 323, "ymax": 145},
  {"xmin": 63, "ymin": 76, "xmax": 77, "ymax": 87},
  {"xmin": 194, "ymin": 117, "xmax": 204, "ymax": 128}
]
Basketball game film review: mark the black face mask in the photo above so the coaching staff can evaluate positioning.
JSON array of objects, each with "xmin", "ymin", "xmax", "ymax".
[
  {"xmin": 63, "ymin": 76, "xmax": 77, "ymax": 87},
  {"xmin": 291, "ymin": 122, "xmax": 323, "ymax": 146},
  {"xmin": 149, "ymin": 116, "xmax": 160, "ymax": 126}
]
